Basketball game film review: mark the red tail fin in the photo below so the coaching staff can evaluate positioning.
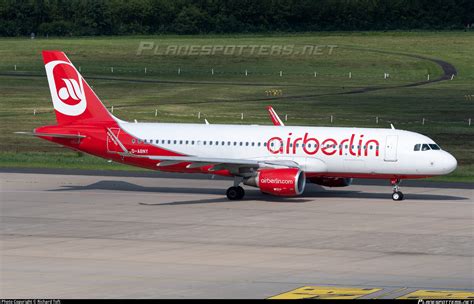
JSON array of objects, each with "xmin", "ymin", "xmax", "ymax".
[{"xmin": 43, "ymin": 51, "xmax": 114, "ymax": 125}]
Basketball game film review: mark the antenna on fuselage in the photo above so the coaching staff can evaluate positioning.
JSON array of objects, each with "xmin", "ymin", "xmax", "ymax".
[
  {"xmin": 390, "ymin": 123, "xmax": 395, "ymax": 130},
  {"xmin": 204, "ymin": 119, "xmax": 210, "ymax": 125}
]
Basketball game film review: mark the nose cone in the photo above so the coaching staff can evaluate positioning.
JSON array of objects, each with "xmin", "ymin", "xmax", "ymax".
[{"xmin": 441, "ymin": 152, "xmax": 457, "ymax": 174}]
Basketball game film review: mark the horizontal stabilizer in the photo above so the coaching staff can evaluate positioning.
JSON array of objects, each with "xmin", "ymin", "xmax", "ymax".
[{"xmin": 15, "ymin": 131, "xmax": 86, "ymax": 139}]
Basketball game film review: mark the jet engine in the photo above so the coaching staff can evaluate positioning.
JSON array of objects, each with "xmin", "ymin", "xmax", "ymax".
[
  {"xmin": 308, "ymin": 177, "xmax": 352, "ymax": 187},
  {"xmin": 244, "ymin": 168, "xmax": 306, "ymax": 196}
]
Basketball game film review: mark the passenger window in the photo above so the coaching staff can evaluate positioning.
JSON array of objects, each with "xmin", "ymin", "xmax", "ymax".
[
  {"xmin": 222, "ymin": 141, "xmax": 225, "ymax": 145},
  {"xmin": 251, "ymin": 142, "xmax": 255, "ymax": 146},
  {"xmin": 258, "ymin": 142, "xmax": 261, "ymax": 147},
  {"xmin": 422, "ymin": 144, "xmax": 430, "ymax": 151},
  {"xmin": 239, "ymin": 142, "xmax": 243, "ymax": 146},
  {"xmin": 429, "ymin": 144, "xmax": 441, "ymax": 150},
  {"xmin": 203, "ymin": 141, "xmax": 207, "ymax": 145},
  {"xmin": 132, "ymin": 139, "xmax": 136, "ymax": 144},
  {"xmin": 162, "ymin": 140, "xmax": 165, "ymax": 144},
  {"xmin": 185, "ymin": 140, "xmax": 189, "ymax": 144},
  {"xmin": 179, "ymin": 140, "xmax": 183, "ymax": 144},
  {"xmin": 245, "ymin": 142, "xmax": 249, "ymax": 146},
  {"xmin": 264, "ymin": 142, "xmax": 267, "ymax": 147},
  {"xmin": 227, "ymin": 141, "xmax": 231, "ymax": 145},
  {"xmin": 209, "ymin": 141, "xmax": 212, "ymax": 145},
  {"xmin": 414, "ymin": 144, "xmax": 421, "ymax": 151},
  {"xmin": 233, "ymin": 142, "xmax": 237, "ymax": 146},
  {"xmin": 167, "ymin": 140, "xmax": 171, "ymax": 144},
  {"xmin": 191, "ymin": 140, "xmax": 195, "ymax": 145}
]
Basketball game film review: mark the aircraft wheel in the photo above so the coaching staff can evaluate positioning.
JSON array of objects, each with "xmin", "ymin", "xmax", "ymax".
[
  {"xmin": 392, "ymin": 191, "xmax": 404, "ymax": 201},
  {"xmin": 227, "ymin": 186, "xmax": 243, "ymax": 200},
  {"xmin": 236, "ymin": 186, "xmax": 245, "ymax": 199}
]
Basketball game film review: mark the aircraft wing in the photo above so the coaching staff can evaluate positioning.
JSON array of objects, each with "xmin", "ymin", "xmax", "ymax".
[{"xmin": 121, "ymin": 153, "xmax": 300, "ymax": 175}]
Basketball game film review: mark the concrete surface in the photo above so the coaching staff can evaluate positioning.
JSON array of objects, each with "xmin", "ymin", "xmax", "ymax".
[{"xmin": 1, "ymin": 172, "xmax": 473, "ymax": 298}]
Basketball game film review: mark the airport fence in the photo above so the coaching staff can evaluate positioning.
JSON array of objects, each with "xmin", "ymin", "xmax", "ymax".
[{"xmin": 0, "ymin": 63, "xmax": 456, "ymax": 82}]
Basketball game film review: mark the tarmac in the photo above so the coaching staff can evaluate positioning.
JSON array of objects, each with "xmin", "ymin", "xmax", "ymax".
[{"xmin": 1, "ymin": 171, "xmax": 473, "ymax": 298}]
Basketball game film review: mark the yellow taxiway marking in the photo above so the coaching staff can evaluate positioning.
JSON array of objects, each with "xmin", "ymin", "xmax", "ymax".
[
  {"xmin": 398, "ymin": 290, "xmax": 474, "ymax": 299},
  {"xmin": 269, "ymin": 286, "xmax": 382, "ymax": 299}
]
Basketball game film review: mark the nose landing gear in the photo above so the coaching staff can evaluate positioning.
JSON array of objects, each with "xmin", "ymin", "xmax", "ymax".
[{"xmin": 391, "ymin": 178, "xmax": 404, "ymax": 201}]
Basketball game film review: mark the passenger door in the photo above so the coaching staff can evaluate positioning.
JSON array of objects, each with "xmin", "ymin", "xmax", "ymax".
[{"xmin": 384, "ymin": 135, "xmax": 398, "ymax": 162}]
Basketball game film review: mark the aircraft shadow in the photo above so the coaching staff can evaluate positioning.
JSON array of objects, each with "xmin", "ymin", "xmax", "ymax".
[{"xmin": 49, "ymin": 180, "xmax": 468, "ymax": 205}]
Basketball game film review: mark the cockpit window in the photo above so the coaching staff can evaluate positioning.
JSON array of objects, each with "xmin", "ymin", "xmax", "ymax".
[
  {"xmin": 422, "ymin": 144, "xmax": 430, "ymax": 151},
  {"xmin": 429, "ymin": 144, "xmax": 441, "ymax": 150},
  {"xmin": 414, "ymin": 144, "xmax": 420, "ymax": 151}
]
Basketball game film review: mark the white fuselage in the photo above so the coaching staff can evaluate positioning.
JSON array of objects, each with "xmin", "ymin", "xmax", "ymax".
[{"xmin": 119, "ymin": 122, "xmax": 457, "ymax": 177}]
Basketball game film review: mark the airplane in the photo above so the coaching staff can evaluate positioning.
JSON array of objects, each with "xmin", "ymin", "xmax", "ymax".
[{"xmin": 18, "ymin": 51, "xmax": 458, "ymax": 201}]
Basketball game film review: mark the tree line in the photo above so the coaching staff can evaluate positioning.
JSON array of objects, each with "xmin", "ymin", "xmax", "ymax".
[{"xmin": 0, "ymin": 0, "xmax": 472, "ymax": 37}]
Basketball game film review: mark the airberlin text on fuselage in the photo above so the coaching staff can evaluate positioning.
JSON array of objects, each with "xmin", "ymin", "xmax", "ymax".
[{"xmin": 267, "ymin": 133, "xmax": 380, "ymax": 157}]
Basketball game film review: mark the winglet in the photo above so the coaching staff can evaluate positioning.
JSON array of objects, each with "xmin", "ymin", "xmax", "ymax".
[{"xmin": 267, "ymin": 106, "xmax": 285, "ymax": 126}]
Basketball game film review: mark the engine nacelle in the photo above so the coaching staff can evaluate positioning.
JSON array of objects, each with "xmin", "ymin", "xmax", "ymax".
[
  {"xmin": 244, "ymin": 168, "xmax": 306, "ymax": 196},
  {"xmin": 308, "ymin": 177, "xmax": 353, "ymax": 187}
]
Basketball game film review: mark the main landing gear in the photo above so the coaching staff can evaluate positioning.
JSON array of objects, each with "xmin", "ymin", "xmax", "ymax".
[
  {"xmin": 391, "ymin": 178, "xmax": 404, "ymax": 201},
  {"xmin": 226, "ymin": 177, "xmax": 245, "ymax": 200}
]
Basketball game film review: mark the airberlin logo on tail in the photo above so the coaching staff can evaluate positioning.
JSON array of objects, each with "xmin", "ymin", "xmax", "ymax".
[
  {"xmin": 58, "ymin": 78, "xmax": 82, "ymax": 102},
  {"xmin": 267, "ymin": 133, "xmax": 380, "ymax": 157},
  {"xmin": 45, "ymin": 60, "xmax": 86, "ymax": 116}
]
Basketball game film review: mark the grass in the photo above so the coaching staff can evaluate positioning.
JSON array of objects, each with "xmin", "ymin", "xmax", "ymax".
[{"xmin": 0, "ymin": 32, "xmax": 473, "ymax": 182}]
